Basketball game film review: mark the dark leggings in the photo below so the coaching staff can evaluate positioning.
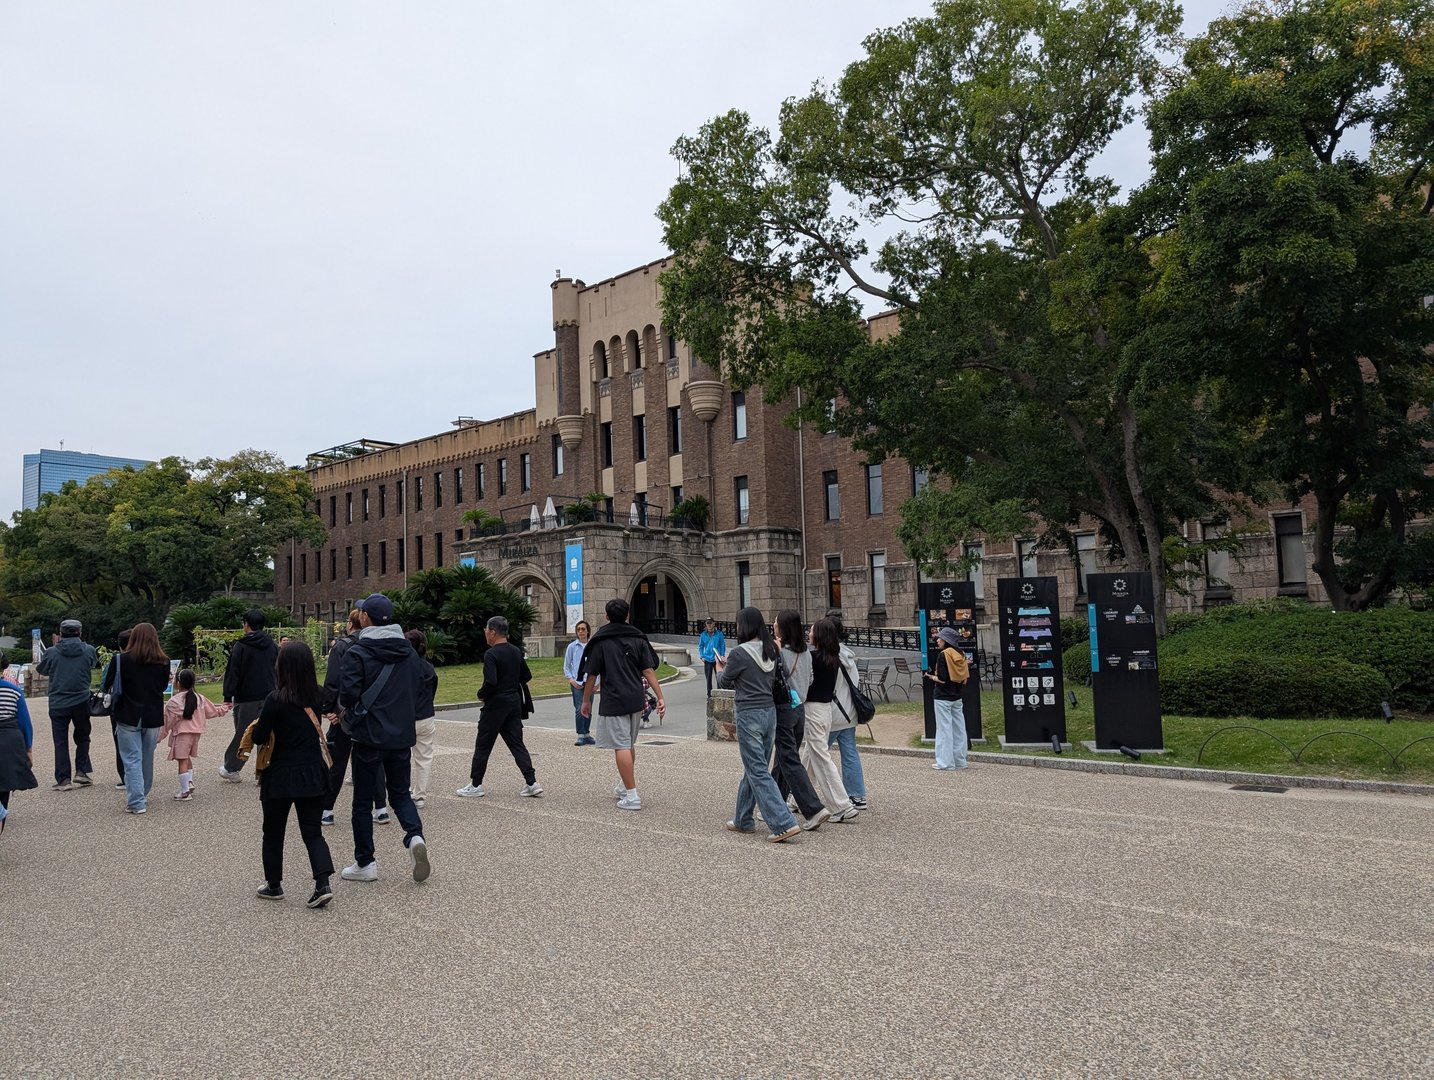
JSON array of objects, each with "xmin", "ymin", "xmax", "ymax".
[{"xmin": 261, "ymin": 795, "xmax": 334, "ymax": 887}]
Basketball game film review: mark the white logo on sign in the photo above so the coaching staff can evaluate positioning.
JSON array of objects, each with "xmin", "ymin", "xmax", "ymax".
[
  {"xmin": 1013, "ymin": 694, "xmax": 1026, "ymax": 706},
  {"xmin": 1021, "ymin": 582, "xmax": 1035, "ymax": 598},
  {"xmin": 1043, "ymin": 677, "xmax": 1054, "ymax": 688},
  {"xmin": 1011, "ymin": 678, "xmax": 1024, "ymax": 689}
]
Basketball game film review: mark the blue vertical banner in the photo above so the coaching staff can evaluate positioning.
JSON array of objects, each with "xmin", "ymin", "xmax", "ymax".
[{"xmin": 564, "ymin": 542, "xmax": 584, "ymax": 632}]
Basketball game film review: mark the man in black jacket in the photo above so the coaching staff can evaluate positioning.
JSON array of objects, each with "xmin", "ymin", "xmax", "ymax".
[
  {"xmin": 318, "ymin": 608, "xmax": 390, "ymax": 826},
  {"xmin": 219, "ymin": 610, "xmax": 278, "ymax": 781},
  {"xmin": 580, "ymin": 598, "xmax": 664, "ymax": 812},
  {"xmin": 337, "ymin": 593, "xmax": 430, "ymax": 883},
  {"xmin": 455, "ymin": 616, "xmax": 541, "ymax": 800}
]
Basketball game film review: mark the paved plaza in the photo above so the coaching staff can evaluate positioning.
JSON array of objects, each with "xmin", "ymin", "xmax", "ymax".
[{"xmin": 2, "ymin": 674, "xmax": 1432, "ymax": 1078}]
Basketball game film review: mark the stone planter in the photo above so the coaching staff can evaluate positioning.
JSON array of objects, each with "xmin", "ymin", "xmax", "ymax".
[
  {"xmin": 555, "ymin": 414, "xmax": 586, "ymax": 451},
  {"xmin": 685, "ymin": 380, "xmax": 725, "ymax": 423},
  {"xmin": 706, "ymin": 688, "xmax": 736, "ymax": 741}
]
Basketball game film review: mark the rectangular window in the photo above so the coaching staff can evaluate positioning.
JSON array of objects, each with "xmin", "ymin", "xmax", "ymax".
[
  {"xmin": 329, "ymin": 496, "xmax": 337, "ymax": 527},
  {"xmin": 633, "ymin": 415, "xmax": 646, "ymax": 462},
  {"xmin": 378, "ymin": 484, "xmax": 386, "ymax": 519},
  {"xmin": 601, "ymin": 423, "xmax": 613, "ymax": 469},
  {"xmin": 362, "ymin": 544, "xmax": 370, "ymax": 577},
  {"xmin": 476, "ymin": 463, "xmax": 485, "ymax": 500},
  {"xmin": 345, "ymin": 546, "xmax": 353, "ymax": 580},
  {"xmin": 635, "ymin": 493, "xmax": 648, "ymax": 526},
  {"xmin": 870, "ymin": 552, "xmax": 888, "ymax": 607},
  {"xmin": 300, "ymin": 553, "xmax": 307, "ymax": 585},
  {"xmin": 499, "ymin": 458, "xmax": 509, "ymax": 496},
  {"xmin": 362, "ymin": 489, "xmax": 369, "ymax": 521},
  {"xmin": 668, "ymin": 406, "xmax": 682, "ymax": 455},
  {"xmin": 346, "ymin": 493, "xmax": 353, "ymax": 524},
  {"xmin": 1275, "ymin": 514, "xmax": 1306, "ymax": 587},
  {"xmin": 913, "ymin": 468, "xmax": 930, "ymax": 497},
  {"xmin": 416, "ymin": 534, "xmax": 425, "ymax": 571},
  {"xmin": 416, "ymin": 475, "xmax": 424, "ymax": 511},
  {"xmin": 396, "ymin": 479, "xmax": 404, "ymax": 512},
  {"xmin": 823, "ymin": 470, "xmax": 840, "ymax": 521},
  {"xmin": 667, "ymin": 334, "xmax": 678, "ymax": 360},
  {"xmin": 865, "ymin": 463, "xmax": 883, "ymax": 515},
  {"xmin": 735, "ymin": 475, "xmax": 749, "ymax": 525},
  {"xmin": 965, "ymin": 543, "xmax": 984, "ymax": 603},
  {"xmin": 826, "ymin": 556, "xmax": 842, "ymax": 609},
  {"xmin": 1076, "ymin": 533, "xmax": 1098, "ymax": 595},
  {"xmin": 603, "ymin": 497, "xmax": 614, "ymax": 523},
  {"xmin": 379, "ymin": 541, "xmax": 387, "ymax": 576},
  {"xmin": 286, "ymin": 555, "xmax": 292, "ymax": 587},
  {"xmin": 1203, "ymin": 522, "xmax": 1230, "ymax": 590},
  {"xmin": 315, "ymin": 550, "xmax": 322, "ymax": 584},
  {"xmin": 314, "ymin": 498, "xmax": 322, "ymax": 518},
  {"xmin": 435, "ymin": 532, "xmax": 444, "ymax": 567},
  {"xmin": 330, "ymin": 548, "xmax": 337, "ymax": 580},
  {"xmin": 737, "ymin": 560, "xmax": 752, "ymax": 609},
  {"xmin": 520, "ymin": 453, "xmax": 531, "ymax": 492},
  {"xmin": 671, "ymin": 485, "xmax": 683, "ymax": 508},
  {"xmin": 397, "ymin": 537, "xmax": 406, "ymax": 572},
  {"xmin": 1019, "ymin": 538, "xmax": 1039, "ymax": 578},
  {"xmin": 732, "ymin": 391, "xmax": 747, "ymax": 440},
  {"xmin": 434, "ymin": 472, "xmax": 443, "ymax": 509},
  {"xmin": 455, "ymin": 468, "xmax": 464, "ymax": 504},
  {"xmin": 552, "ymin": 435, "xmax": 564, "ymax": 476}
]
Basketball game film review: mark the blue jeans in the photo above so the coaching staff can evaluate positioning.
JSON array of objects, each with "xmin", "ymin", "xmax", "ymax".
[
  {"xmin": 116, "ymin": 724, "xmax": 160, "ymax": 811},
  {"xmin": 934, "ymin": 697, "xmax": 968, "ymax": 768},
  {"xmin": 571, "ymin": 685, "xmax": 589, "ymax": 736},
  {"xmin": 827, "ymin": 726, "xmax": 867, "ymax": 798},
  {"xmin": 732, "ymin": 705, "xmax": 798, "ymax": 836}
]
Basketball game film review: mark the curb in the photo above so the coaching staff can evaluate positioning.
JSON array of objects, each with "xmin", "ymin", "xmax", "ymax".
[{"xmin": 857, "ymin": 743, "xmax": 1434, "ymax": 796}]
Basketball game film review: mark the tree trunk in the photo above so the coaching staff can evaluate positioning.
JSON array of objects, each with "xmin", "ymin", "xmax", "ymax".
[{"xmin": 1119, "ymin": 401, "xmax": 1170, "ymax": 636}]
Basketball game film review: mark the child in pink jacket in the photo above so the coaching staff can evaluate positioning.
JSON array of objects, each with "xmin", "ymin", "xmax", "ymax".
[{"xmin": 161, "ymin": 669, "xmax": 230, "ymax": 800}]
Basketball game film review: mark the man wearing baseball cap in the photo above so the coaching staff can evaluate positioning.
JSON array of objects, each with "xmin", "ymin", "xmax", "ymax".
[
  {"xmin": 337, "ymin": 593, "xmax": 432, "ymax": 883},
  {"xmin": 36, "ymin": 619, "xmax": 100, "ymax": 790}
]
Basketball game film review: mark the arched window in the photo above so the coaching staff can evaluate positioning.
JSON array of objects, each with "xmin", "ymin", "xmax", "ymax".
[
  {"xmin": 627, "ymin": 329, "xmax": 642, "ymax": 370},
  {"xmin": 594, "ymin": 341, "xmax": 609, "ymax": 380}
]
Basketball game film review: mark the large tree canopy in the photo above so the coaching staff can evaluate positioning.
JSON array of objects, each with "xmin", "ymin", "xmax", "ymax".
[
  {"xmin": 0, "ymin": 450, "xmax": 325, "ymax": 614},
  {"xmin": 658, "ymin": 0, "xmax": 1217, "ymax": 631},
  {"xmin": 1143, "ymin": 0, "xmax": 1434, "ymax": 609}
]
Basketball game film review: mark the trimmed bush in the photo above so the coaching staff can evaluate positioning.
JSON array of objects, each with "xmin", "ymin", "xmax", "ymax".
[
  {"xmin": 1162, "ymin": 601, "xmax": 1434, "ymax": 710},
  {"xmin": 1063, "ymin": 639, "xmax": 1091, "ymax": 683},
  {"xmin": 1159, "ymin": 651, "xmax": 1389, "ymax": 719},
  {"xmin": 1060, "ymin": 616, "xmax": 1088, "ymax": 651}
]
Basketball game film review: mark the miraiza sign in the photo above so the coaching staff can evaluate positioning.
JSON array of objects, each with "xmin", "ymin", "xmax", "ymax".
[{"xmin": 499, "ymin": 544, "xmax": 541, "ymax": 562}]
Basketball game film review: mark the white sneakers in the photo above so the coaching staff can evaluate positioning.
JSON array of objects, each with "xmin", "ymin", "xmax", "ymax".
[
  {"xmin": 341, "ymin": 861, "xmax": 378, "ymax": 882},
  {"xmin": 802, "ymin": 808, "xmax": 832, "ymax": 831},
  {"xmin": 218, "ymin": 766, "xmax": 242, "ymax": 784},
  {"xmin": 372, "ymin": 808, "xmax": 390, "ymax": 823},
  {"xmin": 519, "ymin": 783, "xmax": 543, "ymax": 798},
  {"xmin": 408, "ymin": 836, "xmax": 431, "ymax": 882},
  {"xmin": 454, "ymin": 783, "xmax": 486, "ymax": 798},
  {"xmin": 829, "ymin": 805, "xmax": 861, "ymax": 823},
  {"xmin": 617, "ymin": 791, "xmax": 642, "ymax": 812}
]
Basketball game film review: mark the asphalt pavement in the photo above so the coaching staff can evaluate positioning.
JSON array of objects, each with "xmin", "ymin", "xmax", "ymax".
[{"xmin": 2, "ymin": 684, "xmax": 1432, "ymax": 1078}]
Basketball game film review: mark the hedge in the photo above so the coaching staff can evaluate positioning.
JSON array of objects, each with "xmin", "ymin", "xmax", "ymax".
[
  {"xmin": 1159, "ymin": 652, "xmax": 1390, "ymax": 719},
  {"xmin": 1161, "ymin": 601, "xmax": 1434, "ymax": 710}
]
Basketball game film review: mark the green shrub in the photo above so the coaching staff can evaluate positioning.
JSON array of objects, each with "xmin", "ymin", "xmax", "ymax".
[
  {"xmin": 1159, "ymin": 651, "xmax": 1389, "ymax": 718},
  {"xmin": 1060, "ymin": 616, "xmax": 1088, "ymax": 651},
  {"xmin": 4, "ymin": 645, "xmax": 32, "ymax": 667},
  {"xmin": 1063, "ymin": 639, "xmax": 1091, "ymax": 683},
  {"xmin": 1162, "ymin": 602, "xmax": 1434, "ymax": 710}
]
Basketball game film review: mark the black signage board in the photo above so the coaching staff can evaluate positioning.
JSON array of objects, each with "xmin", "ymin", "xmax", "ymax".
[
  {"xmin": 917, "ymin": 580, "xmax": 982, "ymax": 742},
  {"xmin": 996, "ymin": 577, "xmax": 1066, "ymax": 743},
  {"xmin": 1086, "ymin": 572, "xmax": 1163, "ymax": 750}
]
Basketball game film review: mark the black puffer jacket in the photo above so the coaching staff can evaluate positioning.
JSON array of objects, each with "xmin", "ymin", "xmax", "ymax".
[{"xmin": 223, "ymin": 630, "xmax": 278, "ymax": 704}]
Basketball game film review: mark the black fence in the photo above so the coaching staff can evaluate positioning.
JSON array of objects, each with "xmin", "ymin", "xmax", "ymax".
[
  {"xmin": 644, "ymin": 619, "xmax": 921, "ymax": 652},
  {"xmin": 466, "ymin": 501, "xmax": 707, "ymax": 538}
]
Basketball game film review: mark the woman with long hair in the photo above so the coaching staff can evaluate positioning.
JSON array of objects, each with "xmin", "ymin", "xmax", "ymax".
[
  {"xmin": 715, "ymin": 606, "xmax": 802, "ymax": 843},
  {"xmin": 771, "ymin": 609, "xmax": 829, "ymax": 829},
  {"xmin": 112, "ymin": 622, "xmax": 171, "ymax": 815},
  {"xmin": 250, "ymin": 640, "xmax": 335, "ymax": 907},
  {"xmin": 802, "ymin": 617, "xmax": 860, "ymax": 822}
]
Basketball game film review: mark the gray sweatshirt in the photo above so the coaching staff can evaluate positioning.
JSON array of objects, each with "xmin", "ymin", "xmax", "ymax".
[
  {"xmin": 780, "ymin": 647, "xmax": 813, "ymax": 703},
  {"xmin": 717, "ymin": 640, "xmax": 778, "ymax": 712}
]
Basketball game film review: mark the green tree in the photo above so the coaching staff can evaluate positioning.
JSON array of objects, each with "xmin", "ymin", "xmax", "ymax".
[
  {"xmin": 1144, "ymin": 0, "xmax": 1434, "ymax": 609},
  {"xmin": 657, "ymin": 0, "xmax": 1228, "ymax": 631}
]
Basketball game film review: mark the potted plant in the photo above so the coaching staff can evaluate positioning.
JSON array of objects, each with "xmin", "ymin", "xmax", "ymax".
[
  {"xmin": 562, "ymin": 492, "xmax": 607, "ymax": 525},
  {"xmin": 669, "ymin": 494, "xmax": 710, "ymax": 531},
  {"xmin": 462, "ymin": 508, "xmax": 506, "ymax": 537}
]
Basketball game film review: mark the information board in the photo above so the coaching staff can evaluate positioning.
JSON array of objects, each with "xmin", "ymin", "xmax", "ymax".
[
  {"xmin": 996, "ymin": 576, "xmax": 1066, "ymax": 743},
  {"xmin": 1086, "ymin": 572, "xmax": 1163, "ymax": 750},
  {"xmin": 917, "ymin": 580, "xmax": 982, "ymax": 742}
]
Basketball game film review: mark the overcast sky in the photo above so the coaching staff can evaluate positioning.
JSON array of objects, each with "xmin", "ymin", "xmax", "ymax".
[{"xmin": 0, "ymin": 0, "xmax": 1229, "ymax": 522}]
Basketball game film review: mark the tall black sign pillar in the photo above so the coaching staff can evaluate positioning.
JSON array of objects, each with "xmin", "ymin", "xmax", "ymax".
[
  {"xmin": 917, "ymin": 581, "xmax": 982, "ymax": 743},
  {"xmin": 1086, "ymin": 572, "xmax": 1164, "ymax": 750},
  {"xmin": 995, "ymin": 577, "xmax": 1067, "ymax": 744}
]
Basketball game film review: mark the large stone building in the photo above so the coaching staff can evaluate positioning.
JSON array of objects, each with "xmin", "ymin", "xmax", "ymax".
[{"xmin": 275, "ymin": 258, "xmax": 1327, "ymax": 637}]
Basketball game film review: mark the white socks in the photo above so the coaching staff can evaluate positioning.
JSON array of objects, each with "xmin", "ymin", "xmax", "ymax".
[{"xmin": 179, "ymin": 770, "xmax": 192, "ymax": 794}]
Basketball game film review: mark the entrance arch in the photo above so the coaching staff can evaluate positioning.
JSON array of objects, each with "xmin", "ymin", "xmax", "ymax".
[
  {"xmin": 495, "ymin": 563, "xmax": 564, "ymax": 633},
  {"xmin": 627, "ymin": 558, "xmax": 705, "ymax": 635}
]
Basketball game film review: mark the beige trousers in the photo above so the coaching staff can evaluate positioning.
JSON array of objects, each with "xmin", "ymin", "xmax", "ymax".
[
  {"xmin": 411, "ymin": 717, "xmax": 437, "ymax": 801},
  {"xmin": 799, "ymin": 700, "xmax": 853, "ymax": 814}
]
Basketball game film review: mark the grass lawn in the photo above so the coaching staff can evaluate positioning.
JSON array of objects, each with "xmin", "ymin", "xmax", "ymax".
[
  {"xmin": 195, "ymin": 657, "xmax": 678, "ymax": 707},
  {"xmin": 880, "ymin": 688, "xmax": 1434, "ymax": 785}
]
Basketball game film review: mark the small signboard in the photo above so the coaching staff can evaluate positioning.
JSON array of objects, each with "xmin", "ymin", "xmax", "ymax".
[
  {"xmin": 996, "ymin": 576, "xmax": 1066, "ymax": 743},
  {"xmin": 1087, "ymin": 572, "xmax": 1163, "ymax": 749}
]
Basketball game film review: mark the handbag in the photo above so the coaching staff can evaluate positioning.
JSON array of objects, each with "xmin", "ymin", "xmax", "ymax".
[
  {"xmin": 839, "ymin": 666, "xmax": 877, "ymax": 725},
  {"xmin": 88, "ymin": 653, "xmax": 122, "ymax": 717}
]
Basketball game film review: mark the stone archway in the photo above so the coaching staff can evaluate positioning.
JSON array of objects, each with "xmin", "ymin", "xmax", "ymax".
[
  {"xmin": 495, "ymin": 562, "xmax": 565, "ymax": 633},
  {"xmin": 627, "ymin": 557, "xmax": 706, "ymax": 635}
]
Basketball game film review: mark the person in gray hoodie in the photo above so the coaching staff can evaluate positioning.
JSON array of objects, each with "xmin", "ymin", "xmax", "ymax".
[
  {"xmin": 36, "ymin": 619, "xmax": 99, "ymax": 790},
  {"xmin": 715, "ymin": 606, "xmax": 802, "ymax": 843}
]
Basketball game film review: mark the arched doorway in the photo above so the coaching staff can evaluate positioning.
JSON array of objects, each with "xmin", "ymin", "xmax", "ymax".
[
  {"xmin": 629, "ymin": 567, "xmax": 694, "ymax": 635},
  {"xmin": 496, "ymin": 564, "xmax": 565, "ymax": 634}
]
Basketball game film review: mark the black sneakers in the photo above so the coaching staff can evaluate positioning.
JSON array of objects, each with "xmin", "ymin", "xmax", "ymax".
[
  {"xmin": 307, "ymin": 886, "xmax": 334, "ymax": 909},
  {"xmin": 256, "ymin": 883, "xmax": 284, "ymax": 900}
]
